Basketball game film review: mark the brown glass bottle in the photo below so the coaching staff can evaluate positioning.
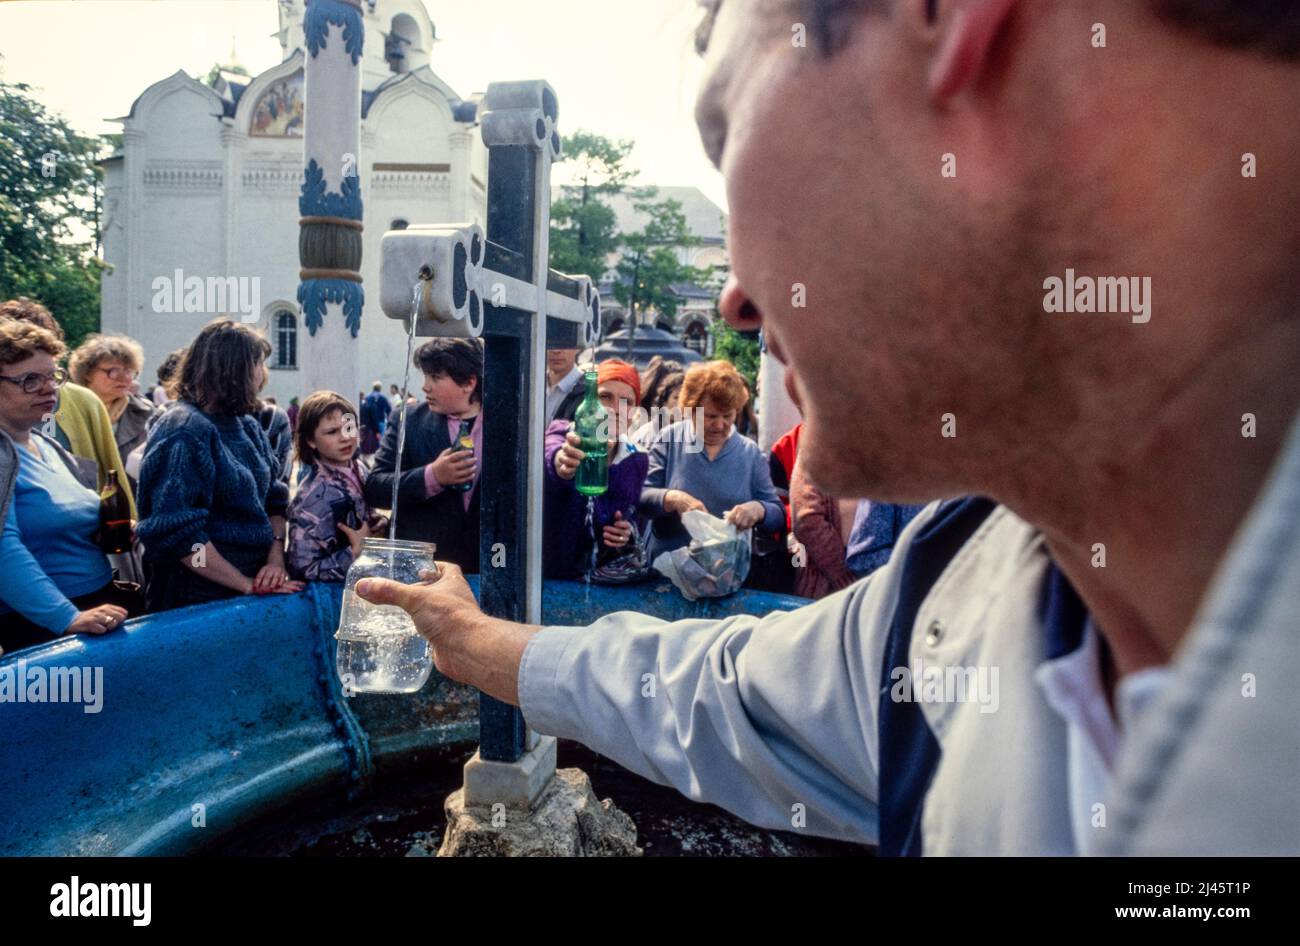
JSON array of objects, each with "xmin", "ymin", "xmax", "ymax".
[{"xmin": 97, "ymin": 470, "xmax": 132, "ymax": 555}]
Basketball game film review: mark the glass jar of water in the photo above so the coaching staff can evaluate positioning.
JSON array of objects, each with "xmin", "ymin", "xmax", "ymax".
[{"xmin": 336, "ymin": 538, "xmax": 439, "ymax": 694}]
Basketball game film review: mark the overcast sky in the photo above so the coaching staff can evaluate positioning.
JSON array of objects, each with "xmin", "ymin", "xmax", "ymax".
[{"xmin": 0, "ymin": 0, "xmax": 727, "ymax": 208}]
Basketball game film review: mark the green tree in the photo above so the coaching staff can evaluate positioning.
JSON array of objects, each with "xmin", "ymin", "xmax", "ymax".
[
  {"xmin": 614, "ymin": 195, "xmax": 707, "ymax": 329},
  {"xmin": 548, "ymin": 130, "xmax": 642, "ymax": 281},
  {"xmin": 710, "ymin": 319, "xmax": 761, "ymax": 393},
  {"xmin": 0, "ymin": 81, "xmax": 106, "ymax": 347}
]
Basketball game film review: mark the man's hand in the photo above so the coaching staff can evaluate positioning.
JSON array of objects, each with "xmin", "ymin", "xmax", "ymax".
[
  {"xmin": 429, "ymin": 447, "xmax": 477, "ymax": 488},
  {"xmin": 355, "ymin": 562, "xmax": 538, "ymax": 704},
  {"xmin": 356, "ymin": 562, "xmax": 479, "ymax": 678}
]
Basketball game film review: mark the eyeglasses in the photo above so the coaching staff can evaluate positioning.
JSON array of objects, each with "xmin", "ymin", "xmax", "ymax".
[
  {"xmin": 97, "ymin": 365, "xmax": 138, "ymax": 381},
  {"xmin": 0, "ymin": 367, "xmax": 69, "ymax": 393}
]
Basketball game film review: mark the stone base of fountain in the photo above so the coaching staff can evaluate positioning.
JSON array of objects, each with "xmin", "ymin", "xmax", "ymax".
[{"xmin": 438, "ymin": 767, "xmax": 642, "ymax": 857}]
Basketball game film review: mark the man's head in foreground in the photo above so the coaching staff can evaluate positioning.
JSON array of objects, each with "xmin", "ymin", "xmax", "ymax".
[
  {"xmin": 699, "ymin": 0, "xmax": 1300, "ymax": 505},
  {"xmin": 697, "ymin": 0, "xmax": 1300, "ymax": 654}
]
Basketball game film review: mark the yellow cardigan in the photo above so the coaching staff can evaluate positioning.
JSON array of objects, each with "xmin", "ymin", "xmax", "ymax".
[{"xmin": 55, "ymin": 382, "xmax": 137, "ymax": 519}]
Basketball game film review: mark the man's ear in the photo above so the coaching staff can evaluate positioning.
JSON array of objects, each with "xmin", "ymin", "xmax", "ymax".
[{"xmin": 927, "ymin": 0, "xmax": 1019, "ymax": 103}]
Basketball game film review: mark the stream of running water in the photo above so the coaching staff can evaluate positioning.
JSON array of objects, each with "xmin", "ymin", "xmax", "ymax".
[{"xmin": 387, "ymin": 283, "xmax": 421, "ymax": 551}]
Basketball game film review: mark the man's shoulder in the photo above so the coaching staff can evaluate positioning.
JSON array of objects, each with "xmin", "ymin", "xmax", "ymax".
[
  {"xmin": 854, "ymin": 498, "xmax": 1042, "ymax": 629},
  {"xmin": 257, "ymin": 404, "xmax": 288, "ymax": 434}
]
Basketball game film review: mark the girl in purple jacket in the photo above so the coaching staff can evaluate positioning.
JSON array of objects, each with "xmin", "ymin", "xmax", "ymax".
[{"xmin": 287, "ymin": 392, "xmax": 387, "ymax": 582}]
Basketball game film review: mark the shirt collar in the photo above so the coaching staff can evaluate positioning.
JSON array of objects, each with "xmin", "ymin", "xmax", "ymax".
[
  {"xmin": 1034, "ymin": 564, "xmax": 1172, "ymax": 770},
  {"xmin": 552, "ymin": 366, "xmax": 583, "ymax": 394},
  {"xmin": 1036, "ymin": 617, "xmax": 1173, "ymax": 771}
]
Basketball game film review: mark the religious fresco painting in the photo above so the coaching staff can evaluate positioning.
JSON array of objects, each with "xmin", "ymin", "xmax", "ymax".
[{"xmin": 251, "ymin": 72, "xmax": 305, "ymax": 137}]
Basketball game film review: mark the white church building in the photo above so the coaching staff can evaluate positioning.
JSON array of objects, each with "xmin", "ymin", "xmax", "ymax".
[{"xmin": 100, "ymin": 0, "xmax": 489, "ymax": 405}]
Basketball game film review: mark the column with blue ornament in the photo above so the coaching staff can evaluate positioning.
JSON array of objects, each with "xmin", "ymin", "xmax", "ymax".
[{"xmin": 297, "ymin": 0, "xmax": 365, "ymax": 404}]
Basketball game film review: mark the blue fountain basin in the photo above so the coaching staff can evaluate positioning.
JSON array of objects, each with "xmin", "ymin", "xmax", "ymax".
[{"xmin": 0, "ymin": 579, "xmax": 808, "ymax": 856}]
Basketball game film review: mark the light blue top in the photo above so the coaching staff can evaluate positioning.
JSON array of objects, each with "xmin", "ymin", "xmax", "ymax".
[
  {"xmin": 639, "ymin": 420, "xmax": 784, "ymax": 560},
  {"xmin": 0, "ymin": 434, "xmax": 112, "ymax": 633}
]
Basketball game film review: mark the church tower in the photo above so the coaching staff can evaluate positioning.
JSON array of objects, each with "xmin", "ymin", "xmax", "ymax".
[
  {"xmin": 101, "ymin": 0, "xmax": 486, "ymax": 408},
  {"xmin": 277, "ymin": 0, "xmax": 437, "ymax": 91}
]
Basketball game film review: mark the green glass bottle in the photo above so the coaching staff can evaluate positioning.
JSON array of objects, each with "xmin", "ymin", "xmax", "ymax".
[
  {"xmin": 450, "ymin": 418, "xmax": 475, "ymax": 492},
  {"xmin": 573, "ymin": 370, "xmax": 609, "ymax": 497}
]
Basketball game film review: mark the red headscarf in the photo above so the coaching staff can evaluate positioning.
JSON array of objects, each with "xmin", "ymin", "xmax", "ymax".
[{"xmin": 597, "ymin": 358, "xmax": 641, "ymax": 406}]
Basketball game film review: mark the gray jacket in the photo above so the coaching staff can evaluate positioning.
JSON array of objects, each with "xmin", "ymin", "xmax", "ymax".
[
  {"xmin": 112, "ymin": 394, "xmax": 156, "ymax": 465},
  {"xmin": 0, "ymin": 431, "xmax": 15, "ymax": 525},
  {"xmin": 519, "ymin": 413, "xmax": 1300, "ymax": 854}
]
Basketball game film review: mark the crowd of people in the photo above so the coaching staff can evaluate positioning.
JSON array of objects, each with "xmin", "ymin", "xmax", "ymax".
[{"xmin": 0, "ymin": 299, "xmax": 917, "ymax": 656}]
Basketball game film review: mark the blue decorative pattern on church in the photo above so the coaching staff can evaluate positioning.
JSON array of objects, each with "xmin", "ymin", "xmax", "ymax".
[
  {"xmin": 299, "ymin": 158, "xmax": 364, "ymax": 220},
  {"xmin": 304, "ymin": 0, "xmax": 364, "ymax": 65},
  {"xmin": 298, "ymin": 279, "xmax": 364, "ymax": 338}
]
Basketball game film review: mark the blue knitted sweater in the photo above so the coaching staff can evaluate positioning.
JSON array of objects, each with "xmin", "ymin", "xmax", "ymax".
[
  {"xmin": 136, "ymin": 401, "xmax": 289, "ymax": 562},
  {"xmin": 844, "ymin": 500, "xmax": 926, "ymax": 577}
]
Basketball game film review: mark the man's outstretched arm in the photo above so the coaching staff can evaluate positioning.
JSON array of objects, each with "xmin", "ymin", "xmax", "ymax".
[
  {"xmin": 355, "ymin": 566, "xmax": 537, "ymax": 706},
  {"xmin": 356, "ymin": 548, "xmax": 914, "ymax": 844}
]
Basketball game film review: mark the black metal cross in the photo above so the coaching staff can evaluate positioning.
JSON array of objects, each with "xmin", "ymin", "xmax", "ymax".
[{"xmin": 380, "ymin": 80, "xmax": 599, "ymax": 764}]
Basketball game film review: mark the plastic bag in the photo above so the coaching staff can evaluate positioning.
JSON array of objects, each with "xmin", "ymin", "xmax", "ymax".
[{"xmin": 652, "ymin": 509, "xmax": 752, "ymax": 600}]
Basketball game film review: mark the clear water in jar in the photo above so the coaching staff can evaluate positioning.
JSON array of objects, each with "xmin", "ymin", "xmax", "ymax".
[
  {"xmin": 336, "ymin": 612, "xmax": 432, "ymax": 694},
  {"xmin": 336, "ymin": 538, "xmax": 437, "ymax": 694}
]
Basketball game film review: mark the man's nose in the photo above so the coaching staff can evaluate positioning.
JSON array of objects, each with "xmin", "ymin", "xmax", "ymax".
[{"xmin": 717, "ymin": 274, "xmax": 762, "ymax": 332}]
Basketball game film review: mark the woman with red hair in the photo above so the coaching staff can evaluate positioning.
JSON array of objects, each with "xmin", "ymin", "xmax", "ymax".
[{"xmin": 640, "ymin": 359, "xmax": 784, "ymax": 566}]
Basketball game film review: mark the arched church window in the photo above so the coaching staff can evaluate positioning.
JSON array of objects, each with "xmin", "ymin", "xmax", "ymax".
[{"xmin": 274, "ymin": 310, "xmax": 298, "ymax": 369}]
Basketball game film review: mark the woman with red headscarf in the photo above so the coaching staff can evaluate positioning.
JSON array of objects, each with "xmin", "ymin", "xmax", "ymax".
[{"xmin": 542, "ymin": 359, "xmax": 650, "ymax": 581}]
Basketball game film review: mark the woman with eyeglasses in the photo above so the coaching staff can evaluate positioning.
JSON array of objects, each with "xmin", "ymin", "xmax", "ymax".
[
  {"xmin": 135, "ymin": 319, "xmax": 304, "ymax": 611},
  {"xmin": 0, "ymin": 297, "xmax": 135, "ymax": 519},
  {"xmin": 68, "ymin": 334, "xmax": 157, "ymax": 481},
  {"xmin": 0, "ymin": 320, "xmax": 136, "ymax": 654}
]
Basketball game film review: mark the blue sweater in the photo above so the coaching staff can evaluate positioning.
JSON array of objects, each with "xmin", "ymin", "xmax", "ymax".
[
  {"xmin": 844, "ymin": 500, "xmax": 926, "ymax": 577},
  {"xmin": 136, "ymin": 402, "xmax": 289, "ymax": 563},
  {"xmin": 0, "ymin": 434, "xmax": 113, "ymax": 632},
  {"xmin": 640, "ymin": 421, "xmax": 784, "ymax": 561}
]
